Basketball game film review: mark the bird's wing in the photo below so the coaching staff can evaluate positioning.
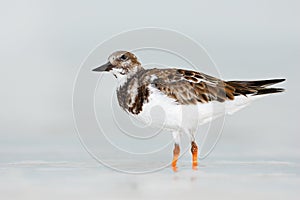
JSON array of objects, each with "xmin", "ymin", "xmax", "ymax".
[{"xmin": 140, "ymin": 68, "xmax": 238, "ymax": 105}]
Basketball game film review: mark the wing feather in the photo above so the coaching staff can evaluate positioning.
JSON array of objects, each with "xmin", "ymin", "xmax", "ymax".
[{"xmin": 139, "ymin": 68, "xmax": 233, "ymax": 105}]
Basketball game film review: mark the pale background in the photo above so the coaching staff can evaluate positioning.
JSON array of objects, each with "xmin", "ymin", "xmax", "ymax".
[{"xmin": 0, "ymin": 0, "xmax": 299, "ymax": 199}]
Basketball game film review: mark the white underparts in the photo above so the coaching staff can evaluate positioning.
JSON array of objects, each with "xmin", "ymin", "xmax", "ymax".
[{"xmin": 132, "ymin": 85, "xmax": 259, "ymax": 135}]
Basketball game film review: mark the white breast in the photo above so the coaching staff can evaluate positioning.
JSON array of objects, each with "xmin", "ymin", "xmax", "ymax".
[{"xmin": 132, "ymin": 86, "xmax": 183, "ymax": 130}]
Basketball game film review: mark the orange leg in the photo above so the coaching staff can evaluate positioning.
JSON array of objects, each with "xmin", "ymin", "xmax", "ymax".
[
  {"xmin": 172, "ymin": 144, "xmax": 180, "ymax": 172},
  {"xmin": 191, "ymin": 141, "xmax": 198, "ymax": 170}
]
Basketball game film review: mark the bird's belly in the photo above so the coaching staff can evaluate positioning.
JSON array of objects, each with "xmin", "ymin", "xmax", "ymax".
[
  {"xmin": 132, "ymin": 93, "xmax": 185, "ymax": 130},
  {"xmin": 130, "ymin": 88, "xmax": 200, "ymax": 131},
  {"xmin": 132, "ymin": 91, "xmax": 253, "ymax": 131}
]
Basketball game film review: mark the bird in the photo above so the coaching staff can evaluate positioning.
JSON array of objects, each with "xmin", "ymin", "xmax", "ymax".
[{"xmin": 92, "ymin": 50, "xmax": 285, "ymax": 171}]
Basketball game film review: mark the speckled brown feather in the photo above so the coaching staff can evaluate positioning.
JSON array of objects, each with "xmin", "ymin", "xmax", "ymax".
[
  {"xmin": 152, "ymin": 69, "xmax": 235, "ymax": 104},
  {"xmin": 117, "ymin": 67, "xmax": 285, "ymax": 114}
]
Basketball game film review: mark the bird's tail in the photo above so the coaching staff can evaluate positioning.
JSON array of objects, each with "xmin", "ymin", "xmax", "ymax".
[{"xmin": 227, "ymin": 78, "xmax": 285, "ymax": 96}]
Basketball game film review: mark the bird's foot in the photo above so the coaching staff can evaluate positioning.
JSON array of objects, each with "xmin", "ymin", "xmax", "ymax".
[
  {"xmin": 191, "ymin": 141, "xmax": 198, "ymax": 170},
  {"xmin": 172, "ymin": 144, "xmax": 180, "ymax": 172}
]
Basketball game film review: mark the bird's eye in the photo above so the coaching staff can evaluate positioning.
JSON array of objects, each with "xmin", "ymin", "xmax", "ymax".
[{"xmin": 120, "ymin": 54, "xmax": 128, "ymax": 61}]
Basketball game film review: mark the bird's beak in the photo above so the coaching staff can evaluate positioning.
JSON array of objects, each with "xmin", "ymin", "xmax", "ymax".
[{"xmin": 92, "ymin": 62, "xmax": 113, "ymax": 72}]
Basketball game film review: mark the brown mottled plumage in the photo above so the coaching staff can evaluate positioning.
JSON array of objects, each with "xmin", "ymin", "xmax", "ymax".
[
  {"xmin": 93, "ymin": 51, "xmax": 285, "ymax": 114},
  {"xmin": 115, "ymin": 67, "xmax": 284, "ymax": 113}
]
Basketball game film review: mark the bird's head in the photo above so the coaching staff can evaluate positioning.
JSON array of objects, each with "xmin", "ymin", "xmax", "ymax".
[{"xmin": 92, "ymin": 51, "xmax": 143, "ymax": 79}]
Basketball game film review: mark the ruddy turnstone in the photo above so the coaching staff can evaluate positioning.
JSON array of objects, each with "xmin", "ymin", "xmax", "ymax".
[{"xmin": 93, "ymin": 50, "xmax": 285, "ymax": 171}]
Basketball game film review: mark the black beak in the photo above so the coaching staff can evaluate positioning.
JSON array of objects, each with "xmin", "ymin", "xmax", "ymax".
[{"xmin": 92, "ymin": 62, "xmax": 113, "ymax": 72}]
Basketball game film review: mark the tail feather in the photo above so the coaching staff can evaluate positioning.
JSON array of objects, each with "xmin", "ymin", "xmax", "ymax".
[
  {"xmin": 255, "ymin": 88, "xmax": 285, "ymax": 95},
  {"xmin": 226, "ymin": 78, "xmax": 285, "ymax": 96},
  {"xmin": 227, "ymin": 78, "xmax": 285, "ymax": 87}
]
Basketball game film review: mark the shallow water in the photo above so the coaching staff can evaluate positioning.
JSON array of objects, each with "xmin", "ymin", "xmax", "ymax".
[{"xmin": 1, "ymin": 154, "xmax": 299, "ymax": 200}]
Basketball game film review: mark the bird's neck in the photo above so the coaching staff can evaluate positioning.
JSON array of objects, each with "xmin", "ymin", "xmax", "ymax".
[{"xmin": 116, "ymin": 65, "xmax": 144, "ymax": 88}]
